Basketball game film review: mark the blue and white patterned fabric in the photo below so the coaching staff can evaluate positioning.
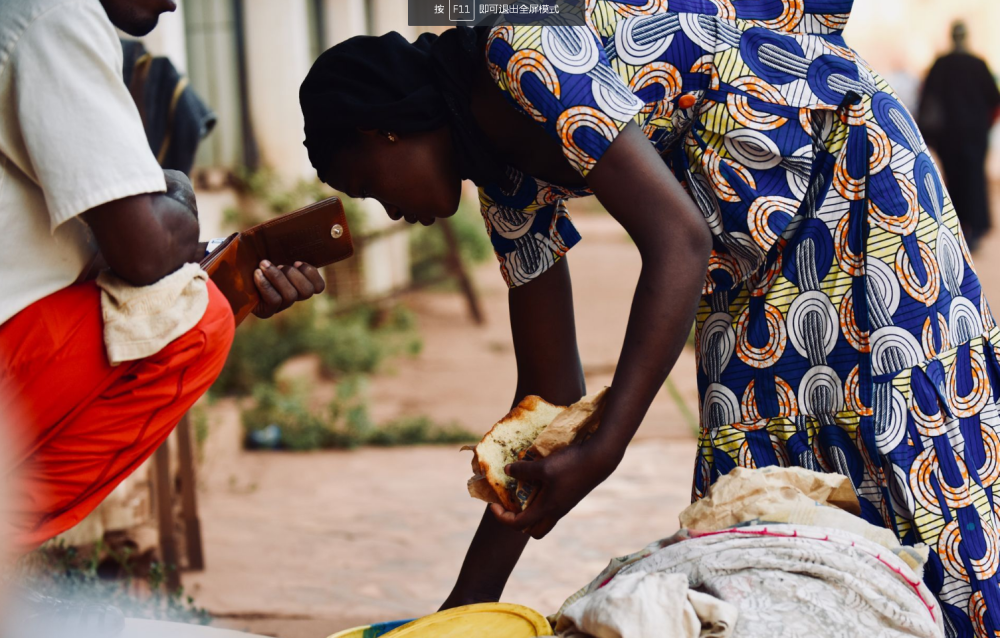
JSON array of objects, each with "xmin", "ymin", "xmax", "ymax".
[{"xmin": 470, "ymin": 1, "xmax": 1000, "ymax": 635}]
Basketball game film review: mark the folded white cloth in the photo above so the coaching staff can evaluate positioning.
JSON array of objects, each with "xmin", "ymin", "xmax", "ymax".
[
  {"xmin": 607, "ymin": 525, "xmax": 943, "ymax": 638},
  {"xmin": 552, "ymin": 468, "xmax": 944, "ymax": 638},
  {"xmin": 96, "ymin": 263, "xmax": 209, "ymax": 365},
  {"xmin": 557, "ymin": 571, "xmax": 737, "ymax": 638}
]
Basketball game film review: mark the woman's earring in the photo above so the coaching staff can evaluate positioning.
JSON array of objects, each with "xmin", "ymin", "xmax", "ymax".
[{"xmin": 386, "ymin": 132, "xmax": 398, "ymax": 143}]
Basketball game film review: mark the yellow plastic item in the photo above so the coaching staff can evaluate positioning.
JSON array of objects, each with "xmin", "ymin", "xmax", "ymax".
[
  {"xmin": 327, "ymin": 620, "xmax": 410, "ymax": 638},
  {"xmin": 381, "ymin": 603, "xmax": 552, "ymax": 637}
]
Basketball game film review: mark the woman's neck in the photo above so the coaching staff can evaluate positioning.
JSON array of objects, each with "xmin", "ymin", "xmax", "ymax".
[{"xmin": 468, "ymin": 51, "xmax": 589, "ymax": 189}]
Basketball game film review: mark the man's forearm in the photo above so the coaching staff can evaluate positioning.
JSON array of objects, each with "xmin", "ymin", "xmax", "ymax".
[
  {"xmin": 83, "ymin": 191, "xmax": 201, "ymax": 287},
  {"xmin": 79, "ymin": 237, "xmax": 207, "ymax": 284},
  {"xmin": 134, "ymin": 193, "xmax": 203, "ymax": 275}
]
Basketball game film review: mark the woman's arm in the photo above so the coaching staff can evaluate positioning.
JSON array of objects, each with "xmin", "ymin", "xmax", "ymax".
[
  {"xmin": 443, "ymin": 120, "xmax": 710, "ymax": 604},
  {"xmin": 494, "ymin": 122, "xmax": 711, "ymax": 538},
  {"xmin": 442, "ymin": 257, "xmax": 586, "ymax": 608}
]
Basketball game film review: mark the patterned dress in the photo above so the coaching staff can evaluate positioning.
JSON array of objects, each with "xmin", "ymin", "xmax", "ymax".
[{"xmin": 475, "ymin": 1, "xmax": 1000, "ymax": 635}]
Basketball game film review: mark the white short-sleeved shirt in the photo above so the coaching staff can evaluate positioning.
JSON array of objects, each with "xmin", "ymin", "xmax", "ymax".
[{"xmin": 0, "ymin": 0, "xmax": 167, "ymax": 326}]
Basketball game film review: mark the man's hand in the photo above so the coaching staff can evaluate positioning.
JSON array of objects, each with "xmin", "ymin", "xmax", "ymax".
[
  {"xmin": 252, "ymin": 260, "xmax": 326, "ymax": 319},
  {"xmin": 490, "ymin": 439, "xmax": 621, "ymax": 539},
  {"xmin": 162, "ymin": 169, "xmax": 198, "ymax": 217}
]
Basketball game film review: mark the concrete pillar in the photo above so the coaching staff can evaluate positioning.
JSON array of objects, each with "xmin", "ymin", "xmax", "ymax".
[
  {"xmin": 242, "ymin": 0, "xmax": 316, "ymax": 181},
  {"xmin": 372, "ymin": 0, "xmax": 415, "ymax": 38},
  {"xmin": 358, "ymin": 200, "xmax": 412, "ymax": 296},
  {"xmin": 142, "ymin": 0, "xmax": 189, "ymax": 73},
  {"xmin": 324, "ymin": 0, "xmax": 367, "ymax": 45}
]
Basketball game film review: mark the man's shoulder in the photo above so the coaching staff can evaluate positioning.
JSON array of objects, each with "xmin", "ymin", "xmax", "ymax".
[
  {"xmin": 0, "ymin": 0, "xmax": 115, "ymax": 72},
  {"xmin": 0, "ymin": 0, "xmax": 104, "ymax": 19},
  {"xmin": 0, "ymin": 0, "xmax": 112, "ymax": 49}
]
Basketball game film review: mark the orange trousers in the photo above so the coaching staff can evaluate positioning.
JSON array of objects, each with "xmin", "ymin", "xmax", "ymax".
[{"xmin": 0, "ymin": 280, "xmax": 234, "ymax": 553}]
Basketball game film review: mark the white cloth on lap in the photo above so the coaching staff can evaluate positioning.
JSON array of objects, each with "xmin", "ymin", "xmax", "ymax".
[{"xmin": 97, "ymin": 263, "xmax": 208, "ymax": 365}]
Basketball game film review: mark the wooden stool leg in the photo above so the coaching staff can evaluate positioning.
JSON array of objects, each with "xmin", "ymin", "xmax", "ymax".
[
  {"xmin": 153, "ymin": 442, "xmax": 181, "ymax": 592},
  {"xmin": 176, "ymin": 413, "xmax": 205, "ymax": 571},
  {"xmin": 439, "ymin": 218, "xmax": 484, "ymax": 325}
]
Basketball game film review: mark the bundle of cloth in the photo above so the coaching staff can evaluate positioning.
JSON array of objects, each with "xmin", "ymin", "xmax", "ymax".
[{"xmin": 552, "ymin": 467, "xmax": 944, "ymax": 638}]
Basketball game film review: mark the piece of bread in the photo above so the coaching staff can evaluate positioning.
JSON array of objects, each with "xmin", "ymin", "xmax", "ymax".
[{"xmin": 474, "ymin": 396, "xmax": 566, "ymax": 512}]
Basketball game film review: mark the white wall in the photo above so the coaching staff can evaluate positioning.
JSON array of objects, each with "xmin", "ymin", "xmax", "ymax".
[
  {"xmin": 324, "ymin": 0, "xmax": 367, "ymax": 45},
  {"xmin": 371, "ymin": 0, "xmax": 414, "ymax": 38},
  {"xmin": 242, "ymin": 0, "xmax": 316, "ymax": 181},
  {"xmin": 226, "ymin": 0, "xmax": 414, "ymax": 183},
  {"xmin": 354, "ymin": 199, "xmax": 412, "ymax": 296}
]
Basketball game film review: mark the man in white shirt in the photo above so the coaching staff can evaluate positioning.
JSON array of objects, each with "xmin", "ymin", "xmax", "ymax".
[{"xmin": 0, "ymin": 0, "xmax": 324, "ymax": 576}]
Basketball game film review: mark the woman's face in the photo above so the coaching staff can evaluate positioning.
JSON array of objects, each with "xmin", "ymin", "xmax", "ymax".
[{"xmin": 322, "ymin": 128, "xmax": 463, "ymax": 226}]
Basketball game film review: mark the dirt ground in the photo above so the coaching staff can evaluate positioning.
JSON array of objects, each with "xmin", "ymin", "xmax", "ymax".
[
  {"xmin": 185, "ymin": 209, "xmax": 702, "ymax": 638},
  {"xmin": 189, "ymin": 189, "xmax": 1000, "ymax": 638}
]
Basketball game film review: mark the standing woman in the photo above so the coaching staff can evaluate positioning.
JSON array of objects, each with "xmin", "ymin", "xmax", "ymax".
[{"xmin": 301, "ymin": 2, "xmax": 1000, "ymax": 634}]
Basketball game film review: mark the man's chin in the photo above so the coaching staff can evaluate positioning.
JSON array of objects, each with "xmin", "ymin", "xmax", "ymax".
[{"xmin": 116, "ymin": 16, "xmax": 161, "ymax": 37}]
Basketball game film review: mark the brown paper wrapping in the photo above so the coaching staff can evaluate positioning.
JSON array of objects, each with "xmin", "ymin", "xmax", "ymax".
[
  {"xmin": 527, "ymin": 387, "xmax": 609, "ymax": 459},
  {"xmin": 678, "ymin": 466, "xmax": 860, "ymax": 532},
  {"xmin": 462, "ymin": 444, "xmax": 502, "ymax": 505}
]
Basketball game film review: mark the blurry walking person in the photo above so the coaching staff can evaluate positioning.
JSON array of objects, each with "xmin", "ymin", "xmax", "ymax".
[{"xmin": 919, "ymin": 21, "xmax": 1000, "ymax": 251}]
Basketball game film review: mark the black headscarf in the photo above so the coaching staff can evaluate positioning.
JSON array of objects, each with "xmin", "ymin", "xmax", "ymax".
[{"xmin": 300, "ymin": 27, "xmax": 506, "ymax": 186}]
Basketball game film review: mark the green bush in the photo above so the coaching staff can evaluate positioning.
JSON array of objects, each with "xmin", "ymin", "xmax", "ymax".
[
  {"xmin": 326, "ymin": 375, "xmax": 376, "ymax": 447},
  {"xmin": 312, "ymin": 318, "xmax": 384, "ymax": 376},
  {"xmin": 366, "ymin": 416, "xmax": 479, "ymax": 447},
  {"xmin": 242, "ymin": 382, "xmax": 333, "ymax": 451},
  {"xmin": 211, "ymin": 303, "xmax": 317, "ymax": 396},
  {"xmin": 379, "ymin": 306, "xmax": 424, "ymax": 357},
  {"xmin": 309, "ymin": 306, "xmax": 423, "ymax": 378},
  {"xmin": 241, "ymin": 380, "xmax": 475, "ymax": 450},
  {"xmin": 211, "ymin": 302, "xmax": 421, "ymax": 397}
]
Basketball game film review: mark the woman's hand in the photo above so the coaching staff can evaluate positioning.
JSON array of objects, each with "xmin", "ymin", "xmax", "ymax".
[
  {"xmin": 252, "ymin": 260, "xmax": 326, "ymax": 319},
  {"xmin": 490, "ymin": 439, "xmax": 622, "ymax": 539}
]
